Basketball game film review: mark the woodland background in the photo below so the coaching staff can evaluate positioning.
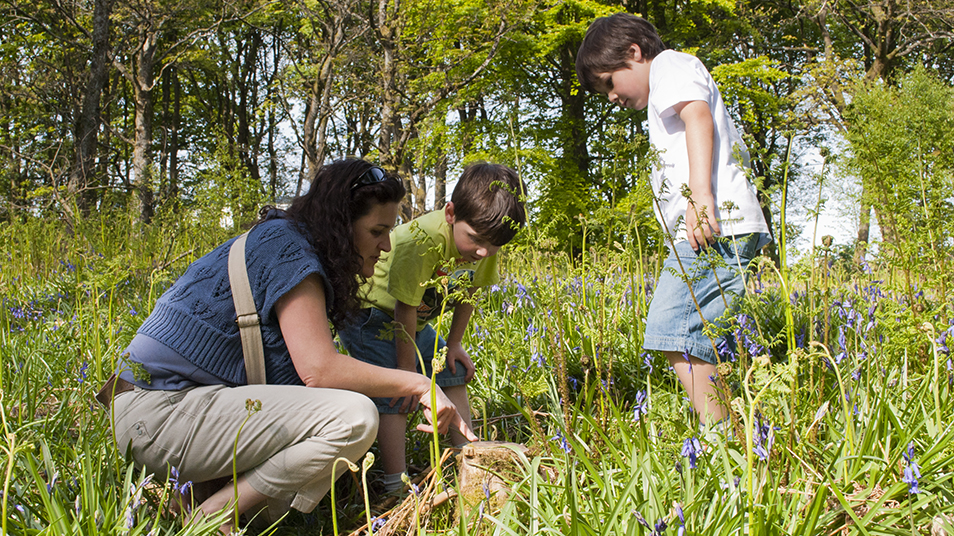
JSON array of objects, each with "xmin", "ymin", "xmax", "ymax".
[{"xmin": 1, "ymin": 0, "xmax": 953, "ymax": 263}]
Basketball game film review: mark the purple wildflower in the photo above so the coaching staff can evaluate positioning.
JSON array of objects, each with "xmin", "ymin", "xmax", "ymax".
[
  {"xmin": 633, "ymin": 390, "xmax": 649, "ymax": 421},
  {"xmin": 531, "ymin": 352, "xmax": 546, "ymax": 368},
  {"xmin": 681, "ymin": 437, "xmax": 702, "ymax": 469},
  {"xmin": 551, "ymin": 430, "xmax": 571, "ymax": 453},
  {"xmin": 675, "ymin": 503, "xmax": 686, "ymax": 536},
  {"xmin": 169, "ymin": 466, "xmax": 192, "ymax": 496},
  {"xmin": 370, "ymin": 516, "xmax": 387, "ymax": 533},
  {"xmin": 902, "ymin": 442, "xmax": 921, "ymax": 494},
  {"xmin": 716, "ymin": 336, "xmax": 736, "ymax": 361},
  {"xmin": 753, "ymin": 414, "xmax": 774, "ymax": 461},
  {"xmin": 903, "ymin": 465, "xmax": 921, "ymax": 494},
  {"xmin": 682, "ymin": 349, "xmax": 692, "ymax": 373},
  {"xmin": 78, "ymin": 362, "xmax": 88, "ymax": 384}
]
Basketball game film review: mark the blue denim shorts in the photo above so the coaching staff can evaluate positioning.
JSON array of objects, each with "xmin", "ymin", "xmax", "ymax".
[
  {"xmin": 337, "ymin": 307, "xmax": 468, "ymax": 414},
  {"xmin": 643, "ymin": 233, "xmax": 767, "ymax": 364}
]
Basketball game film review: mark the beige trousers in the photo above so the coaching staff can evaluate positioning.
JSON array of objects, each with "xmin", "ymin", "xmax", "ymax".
[{"xmin": 112, "ymin": 384, "xmax": 378, "ymax": 512}]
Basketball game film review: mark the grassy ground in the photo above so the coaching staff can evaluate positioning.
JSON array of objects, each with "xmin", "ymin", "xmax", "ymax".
[{"xmin": 2, "ymin": 213, "xmax": 952, "ymax": 535}]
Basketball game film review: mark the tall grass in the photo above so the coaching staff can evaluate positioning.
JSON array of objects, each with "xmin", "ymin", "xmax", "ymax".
[{"xmin": 2, "ymin": 209, "xmax": 953, "ymax": 535}]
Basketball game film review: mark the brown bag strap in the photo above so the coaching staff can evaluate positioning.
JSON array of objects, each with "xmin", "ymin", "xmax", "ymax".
[{"xmin": 228, "ymin": 231, "xmax": 266, "ymax": 385}]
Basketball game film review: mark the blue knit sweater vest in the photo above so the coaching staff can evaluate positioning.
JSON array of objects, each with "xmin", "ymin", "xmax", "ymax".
[{"xmin": 137, "ymin": 218, "xmax": 331, "ymax": 385}]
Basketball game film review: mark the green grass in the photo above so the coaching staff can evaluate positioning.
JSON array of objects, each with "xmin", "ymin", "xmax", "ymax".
[{"xmin": 2, "ymin": 212, "xmax": 952, "ymax": 535}]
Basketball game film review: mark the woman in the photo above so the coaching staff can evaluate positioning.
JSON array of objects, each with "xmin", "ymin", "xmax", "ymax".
[{"xmin": 100, "ymin": 159, "xmax": 475, "ymax": 531}]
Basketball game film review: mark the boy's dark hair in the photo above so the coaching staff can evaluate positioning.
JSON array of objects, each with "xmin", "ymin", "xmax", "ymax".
[
  {"xmin": 576, "ymin": 13, "xmax": 666, "ymax": 94},
  {"xmin": 451, "ymin": 163, "xmax": 527, "ymax": 247}
]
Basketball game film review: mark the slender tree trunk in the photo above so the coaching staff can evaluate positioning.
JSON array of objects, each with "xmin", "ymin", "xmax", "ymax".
[
  {"xmin": 376, "ymin": 0, "xmax": 412, "ymax": 219},
  {"xmin": 132, "ymin": 32, "xmax": 158, "ymax": 224},
  {"xmin": 434, "ymin": 151, "xmax": 447, "ymax": 209},
  {"xmin": 169, "ymin": 64, "xmax": 180, "ymax": 203},
  {"xmin": 302, "ymin": 32, "xmax": 341, "ymax": 179},
  {"xmin": 69, "ymin": 0, "xmax": 113, "ymax": 215}
]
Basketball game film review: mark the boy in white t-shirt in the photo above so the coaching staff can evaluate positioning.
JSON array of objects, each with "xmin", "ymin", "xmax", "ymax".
[{"xmin": 576, "ymin": 13, "xmax": 771, "ymax": 429}]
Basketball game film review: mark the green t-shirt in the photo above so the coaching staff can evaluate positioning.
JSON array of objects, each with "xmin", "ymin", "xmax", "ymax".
[{"xmin": 360, "ymin": 209, "xmax": 499, "ymax": 331}]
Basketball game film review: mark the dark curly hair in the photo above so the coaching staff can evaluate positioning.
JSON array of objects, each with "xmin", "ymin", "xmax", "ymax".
[{"xmin": 261, "ymin": 159, "xmax": 405, "ymax": 327}]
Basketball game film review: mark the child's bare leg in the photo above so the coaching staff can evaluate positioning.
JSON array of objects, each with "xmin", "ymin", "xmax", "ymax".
[
  {"xmin": 664, "ymin": 351, "xmax": 727, "ymax": 426},
  {"xmin": 195, "ymin": 475, "xmax": 268, "ymax": 534},
  {"xmin": 377, "ymin": 412, "xmax": 408, "ymax": 489},
  {"xmin": 443, "ymin": 385, "xmax": 473, "ymax": 447}
]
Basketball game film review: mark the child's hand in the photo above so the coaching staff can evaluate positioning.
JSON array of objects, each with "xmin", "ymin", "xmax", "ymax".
[
  {"xmin": 390, "ymin": 395, "xmax": 420, "ymax": 413},
  {"xmin": 445, "ymin": 342, "xmax": 476, "ymax": 382},
  {"xmin": 415, "ymin": 386, "xmax": 478, "ymax": 440},
  {"xmin": 685, "ymin": 191, "xmax": 720, "ymax": 251}
]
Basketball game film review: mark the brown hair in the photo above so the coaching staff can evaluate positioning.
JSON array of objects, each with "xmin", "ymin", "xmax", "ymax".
[
  {"xmin": 263, "ymin": 159, "xmax": 405, "ymax": 327},
  {"xmin": 576, "ymin": 13, "xmax": 666, "ymax": 94},
  {"xmin": 450, "ymin": 163, "xmax": 527, "ymax": 247}
]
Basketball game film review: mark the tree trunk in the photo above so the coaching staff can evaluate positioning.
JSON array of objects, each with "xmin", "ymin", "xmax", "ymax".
[
  {"xmin": 132, "ymin": 31, "xmax": 158, "ymax": 225},
  {"xmin": 854, "ymin": 196, "xmax": 871, "ymax": 263},
  {"xmin": 69, "ymin": 0, "xmax": 113, "ymax": 215},
  {"xmin": 434, "ymin": 151, "xmax": 447, "ymax": 209},
  {"xmin": 301, "ymin": 23, "xmax": 342, "ymax": 182}
]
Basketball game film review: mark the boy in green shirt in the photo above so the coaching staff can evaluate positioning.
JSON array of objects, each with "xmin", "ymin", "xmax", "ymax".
[{"xmin": 338, "ymin": 163, "xmax": 527, "ymax": 492}]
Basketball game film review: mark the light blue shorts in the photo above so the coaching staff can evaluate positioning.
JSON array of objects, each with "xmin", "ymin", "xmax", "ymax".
[
  {"xmin": 643, "ymin": 233, "xmax": 767, "ymax": 364},
  {"xmin": 337, "ymin": 307, "xmax": 468, "ymax": 414}
]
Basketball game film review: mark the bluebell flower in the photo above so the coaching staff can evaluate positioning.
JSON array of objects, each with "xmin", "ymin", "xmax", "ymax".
[
  {"xmin": 735, "ymin": 314, "xmax": 765, "ymax": 356},
  {"xmin": 635, "ymin": 511, "xmax": 651, "ymax": 530},
  {"xmin": 716, "ymin": 335, "xmax": 736, "ymax": 361},
  {"xmin": 370, "ymin": 516, "xmax": 387, "ymax": 533},
  {"xmin": 169, "ymin": 466, "xmax": 192, "ymax": 496},
  {"xmin": 642, "ymin": 352, "xmax": 654, "ymax": 373},
  {"xmin": 937, "ymin": 330, "xmax": 950, "ymax": 354},
  {"xmin": 551, "ymin": 430, "xmax": 571, "ymax": 453},
  {"xmin": 531, "ymin": 352, "xmax": 546, "ymax": 368},
  {"xmin": 675, "ymin": 503, "xmax": 686, "ymax": 536},
  {"xmin": 632, "ymin": 390, "xmax": 649, "ymax": 421},
  {"xmin": 795, "ymin": 328, "xmax": 806, "ymax": 349},
  {"xmin": 631, "ymin": 508, "xmax": 668, "ymax": 535},
  {"xmin": 901, "ymin": 442, "xmax": 921, "ymax": 494},
  {"xmin": 681, "ymin": 437, "xmax": 702, "ymax": 469},
  {"xmin": 903, "ymin": 465, "xmax": 921, "ymax": 494},
  {"xmin": 753, "ymin": 414, "xmax": 774, "ymax": 461}
]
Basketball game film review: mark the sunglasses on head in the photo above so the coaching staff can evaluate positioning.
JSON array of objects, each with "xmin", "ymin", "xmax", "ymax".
[{"xmin": 351, "ymin": 166, "xmax": 390, "ymax": 190}]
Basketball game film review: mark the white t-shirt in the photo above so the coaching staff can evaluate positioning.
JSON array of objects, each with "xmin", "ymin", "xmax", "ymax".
[{"xmin": 647, "ymin": 50, "xmax": 769, "ymax": 242}]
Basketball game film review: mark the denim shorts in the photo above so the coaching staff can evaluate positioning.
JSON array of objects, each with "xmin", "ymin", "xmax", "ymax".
[
  {"xmin": 643, "ymin": 233, "xmax": 767, "ymax": 364},
  {"xmin": 337, "ymin": 307, "xmax": 468, "ymax": 414}
]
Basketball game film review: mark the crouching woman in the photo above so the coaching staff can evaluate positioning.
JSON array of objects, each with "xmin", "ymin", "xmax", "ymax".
[{"xmin": 98, "ymin": 159, "xmax": 475, "ymax": 532}]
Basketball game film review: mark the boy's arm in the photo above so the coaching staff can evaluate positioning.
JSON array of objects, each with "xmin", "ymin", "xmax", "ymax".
[
  {"xmin": 392, "ymin": 299, "xmax": 422, "ymax": 412},
  {"xmin": 393, "ymin": 300, "xmax": 420, "ymax": 372},
  {"xmin": 674, "ymin": 99, "xmax": 720, "ymax": 251},
  {"xmin": 445, "ymin": 288, "xmax": 476, "ymax": 382}
]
